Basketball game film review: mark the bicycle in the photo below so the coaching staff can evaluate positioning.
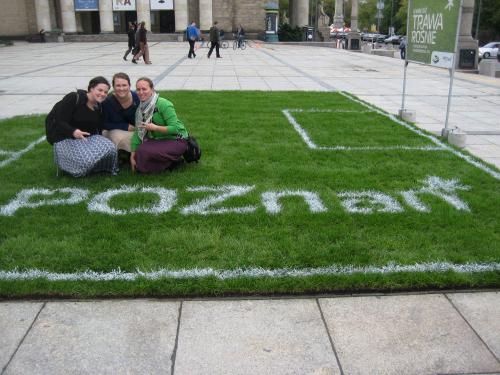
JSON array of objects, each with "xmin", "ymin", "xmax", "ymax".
[
  {"xmin": 199, "ymin": 39, "xmax": 228, "ymax": 49},
  {"xmin": 232, "ymin": 36, "xmax": 247, "ymax": 50}
]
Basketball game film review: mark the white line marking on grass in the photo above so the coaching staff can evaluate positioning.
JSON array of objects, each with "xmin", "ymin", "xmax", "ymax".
[
  {"xmin": 283, "ymin": 109, "xmax": 318, "ymax": 149},
  {"xmin": 339, "ymin": 92, "xmax": 500, "ymax": 180},
  {"xmin": 0, "ymin": 136, "xmax": 46, "ymax": 169},
  {"xmin": 0, "ymin": 150, "xmax": 15, "ymax": 156},
  {"xmin": 282, "ymin": 109, "xmax": 445, "ymax": 152},
  {"xmin": 1, "ymin": 262, "xmax": 499, "ymax": 281}
]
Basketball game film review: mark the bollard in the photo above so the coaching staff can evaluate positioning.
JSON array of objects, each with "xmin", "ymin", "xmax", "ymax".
[
  {"xmin": 398, "ymin": 109, "xmax": 416, "ymax": 122},
  {"xmin": 448, "ymin": 128, "xmax": 467, "ymax": 148}
]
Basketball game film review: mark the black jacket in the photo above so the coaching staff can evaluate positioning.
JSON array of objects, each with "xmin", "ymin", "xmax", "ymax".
[{"xmin": 46, "ymin": 90, "xmax": 103, "ymax": 144}]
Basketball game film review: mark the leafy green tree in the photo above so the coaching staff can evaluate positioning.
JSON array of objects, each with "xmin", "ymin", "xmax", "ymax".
[
  {"xmin": 358, "ymin": 0, "xmax": 377, "ymax": 32},
  {"xmin": 394, "ymin": 0, "xmax": 408, "ymax": 35},
  {"xmin": 473, "ymin": 0, "xmax": 500, "ymax": 43}
]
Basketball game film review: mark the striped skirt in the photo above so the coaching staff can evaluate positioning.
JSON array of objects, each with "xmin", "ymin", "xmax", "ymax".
[{"xmin": 54, "ymin": 135, "xmax": 118, "ymax": 177}]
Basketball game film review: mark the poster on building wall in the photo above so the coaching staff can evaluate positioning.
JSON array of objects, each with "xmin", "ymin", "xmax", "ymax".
[
  {"xmin": 150, "ymin": 0, "xmax": 173, "ymax": 11},
  {"xmin": 74, "ymin": 0, "xmax": 99, "ymax": 11},
  {"xmin": 112, "ymin": 0, "xmax": 137, "ymax": 11},
  {"xmin": 406, "ymin": 0, "xmax": 462, "ymax": 69}
]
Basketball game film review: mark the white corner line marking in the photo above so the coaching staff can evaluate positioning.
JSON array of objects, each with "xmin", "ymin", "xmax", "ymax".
[
  {"xmin": 282, "ymin": 108, "xmax": 444, "ymax": 152},
  {"xmin": 338, "ymin": 92, "xmax": 500, "ymax": 180},
  {"xmin": 0, "ymin": 262, "xmax": 499, "ymax": 281},
  {"xmin": 0, "ymin": 136, "xmax": 46, "ymax": 169}
]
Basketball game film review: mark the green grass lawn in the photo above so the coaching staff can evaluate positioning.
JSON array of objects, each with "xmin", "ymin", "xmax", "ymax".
[{"xmin": 0, "ymin": 91, "xmax": 499, "ymax": 298}]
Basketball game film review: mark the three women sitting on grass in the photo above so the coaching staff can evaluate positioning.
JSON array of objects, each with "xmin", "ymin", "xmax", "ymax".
[{"xmin": 47, "ymin": 74, "xmax": 190, "ymax": 176}]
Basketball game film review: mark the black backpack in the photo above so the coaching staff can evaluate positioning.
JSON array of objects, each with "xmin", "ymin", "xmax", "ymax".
[{"xmin": 183, "ymin": 136, "xmax": 201, "ymax": 163}]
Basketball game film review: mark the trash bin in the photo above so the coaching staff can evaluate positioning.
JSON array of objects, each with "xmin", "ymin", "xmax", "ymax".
[
  {"xmin": 459, "ymin": 49, "xmax": 476, "ymax": 69},
  {"xmin": 303, "ymin": 26, "xmax": 314, "ymax": 42}
]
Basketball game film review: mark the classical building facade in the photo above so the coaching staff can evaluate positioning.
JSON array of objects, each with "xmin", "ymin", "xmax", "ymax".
[{"xmin": 0, "ymin": 0, "xmax": 269, "ymax": 36}]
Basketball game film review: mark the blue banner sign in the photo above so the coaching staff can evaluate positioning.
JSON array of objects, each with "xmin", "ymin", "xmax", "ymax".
[{"xmin": 75, "ymin": 0, "xmax": 99, "ymax": 11}]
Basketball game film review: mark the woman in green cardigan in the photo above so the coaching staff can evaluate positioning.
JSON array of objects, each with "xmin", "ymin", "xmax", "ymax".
[{"xmin": 130, "ymin": 77, "xmax": 189, "ymax": 173}]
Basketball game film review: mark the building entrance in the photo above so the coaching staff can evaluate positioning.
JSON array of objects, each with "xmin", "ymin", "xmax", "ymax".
[{"xmin": 151, "ymin": 10, "xmax": 175, "ymax": 33}]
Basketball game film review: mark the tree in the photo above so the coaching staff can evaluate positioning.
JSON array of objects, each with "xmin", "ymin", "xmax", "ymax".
[
  {"xmin": 358, "ymin": 0, "xmax": 377, "ymax": 32},
  {"xmin": 473, "ymin": 0, "xmax": 500, "ymax": 43},
  {"xmin": 394, "ymin": 0, "xmax": 408, "ymax": 35}
]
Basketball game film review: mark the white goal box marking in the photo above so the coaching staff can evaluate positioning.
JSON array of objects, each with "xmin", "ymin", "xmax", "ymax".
[{"xmin": 282, "ymin": 108, "xmax": 445, "ymax": 151}]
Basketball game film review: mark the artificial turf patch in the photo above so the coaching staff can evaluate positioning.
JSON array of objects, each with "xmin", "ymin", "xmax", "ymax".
[{"xmin": 0, "ymin": 91, "xmax": 498, "ymax": 297}]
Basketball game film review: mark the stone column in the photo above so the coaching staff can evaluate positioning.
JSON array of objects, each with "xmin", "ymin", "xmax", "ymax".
[
  {"xmin": 175, "ymin": 0, "xmax": 189, "ymax": 32},
  {"xmin": 35, "ymin": 0, "xmax": 52, "ymax": 32},
  {"xmin": 293, "ymin": 0, "xmax": 299, "ymax": 27},
  {"xmin": 288, "ymin": 0, "xmax": 294, "ymax": 26},
  {"xmin": 351, "ymin": 0, "xmax": 358, "ymax": 31},
  {"xmin": 199, "ymin": 0, "xmax": 213, "ymax": 30},
  {"xmin": 459, "ymin": 0, "xmax": 475, "ymax": 42},
  {"xmin": 456, "ymin": 0, "xmax": 478, "ymax": 69},
  {"xmin": 296, "ymin": 0, "xmax": 309, "ymax": 27},
  {"xmin": 137, "ymin": 0, "xmax": 151, "ymax": 31},
  {"xmin": 332, "ymin": 0, "xmax": 344, "ymax": 29},
  {"xmin": 60, "ymin": 0, "xmax": 77, "ymax": 33},
  {"xmin": 99, "ymin": 0, "xmax": 114, "ymax": 33}
]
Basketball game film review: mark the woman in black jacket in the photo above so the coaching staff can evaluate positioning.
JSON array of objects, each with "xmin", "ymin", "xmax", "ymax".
[
  {"xmin": 123, "ymin": 22, "xmax": 137, "ymax": 61},
  {"xmin": 47, "ymin": 76, "xmax": 118, "ymax": 177}
]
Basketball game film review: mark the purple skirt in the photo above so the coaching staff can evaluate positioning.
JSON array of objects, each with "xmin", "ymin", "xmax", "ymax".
[{"xmin": 136, "ymin": 138, "xmax": 188, "ymax": 173}]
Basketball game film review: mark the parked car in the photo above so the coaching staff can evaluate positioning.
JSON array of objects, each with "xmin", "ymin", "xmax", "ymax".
[
  {"xmin": 376, "ymin": 34, "xmax": 388, "ymax": 43},
  {"xmin": 479, "ymin": 41, "xmax": 500, "ymax": 59},
  {"xmin": 384, "ymin": 35, "xmax": 402, "ymax": 45},
  {"xmin": 361, "ymin": 32, "xmax": 377, "ymax": 42}
]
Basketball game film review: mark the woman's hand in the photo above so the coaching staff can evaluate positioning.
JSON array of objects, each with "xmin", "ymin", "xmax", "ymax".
[
  {"xmin": 138, "ymin": 122, "xmax": 158, "ymax": 131},
  {"xmin": 128, "ymin": 124, "xmax": 135, "ymax": 132},
  {"xmin": 72, "ymin": 129, "xmax": 90, "ymax": 140},
  {"xmin": 138, "ymin": 122, "xmax": 166, "ymax": 133},
  {"xmin": 130, "ymin": 152, "xmax": 137, "ymax": 173}
]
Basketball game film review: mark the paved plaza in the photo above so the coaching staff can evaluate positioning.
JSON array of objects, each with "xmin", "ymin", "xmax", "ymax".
[{"xmin": 0, "ymin": 41, "xmax": 499, "ymax": 374}]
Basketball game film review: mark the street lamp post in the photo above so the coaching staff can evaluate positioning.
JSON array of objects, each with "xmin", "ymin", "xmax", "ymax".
[{"xmin": 376, "ymin": 0, "xmax": 384, "ymax": 33}]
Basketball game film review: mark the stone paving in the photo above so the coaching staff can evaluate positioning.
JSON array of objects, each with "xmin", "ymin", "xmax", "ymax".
[
  {"xmin": 0, "ymin": 41, "xmax": 499, "ymax": 374},
  {"xmin": 1, "ymin": 292, "xmax": 499, "ymax": 374}
]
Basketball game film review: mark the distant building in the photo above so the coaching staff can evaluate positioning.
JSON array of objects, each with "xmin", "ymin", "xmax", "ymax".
[{"xmin": 0, "ymin": 0, "xmax": 268, "ymax": 37}]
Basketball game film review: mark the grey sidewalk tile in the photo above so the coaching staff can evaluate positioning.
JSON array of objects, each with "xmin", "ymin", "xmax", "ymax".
[
  {"xmin": 319, "ymin": 294, "xmax": 500, "ymax": 375},
  {"xmin": 5, "ymin": 300, "xmax": 180, "ymax": 375},
  {"xmin": 0, "ymin": 302, "xmax": 43, "ymax": 372},
  {"xmin": 467, "ymin": 144, "xmax": 500, "ymax": 158},
  {"xmin": 175, "ymin": 299, "xmax": 340, "ymax": 375},
  {"xmin": 447, "ymin": 292, "xmax": 500, "ymax": 359}
]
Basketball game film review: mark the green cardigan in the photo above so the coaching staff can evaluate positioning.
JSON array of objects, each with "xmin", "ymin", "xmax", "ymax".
[{"xmin": 131, "ymin": 96, "xmax": 188, "ymax": 152}]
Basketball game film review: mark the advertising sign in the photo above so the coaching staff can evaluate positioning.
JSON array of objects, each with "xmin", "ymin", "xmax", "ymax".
[
  {"xmin": 112, "ymin": 0, "xmax": 136, "ymax": 11},
  {"xmin": 407, "ymin": 0, "xmax": 461, "ymax": 69},
  {"xmin": 150, "ymin": 0, "xmax": 173, "ymax": 11},
  {"xmin": 74, "ymin": 0, "xmax": 99, "ymax": 11}
]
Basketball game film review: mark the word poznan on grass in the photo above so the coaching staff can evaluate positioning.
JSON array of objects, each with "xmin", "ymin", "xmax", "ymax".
[{"xmin": 0, "ymin": 176, "xmax": 471, "ymax": 216}]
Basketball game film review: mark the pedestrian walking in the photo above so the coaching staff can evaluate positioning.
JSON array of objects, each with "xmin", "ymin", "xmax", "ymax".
[
  {"xmin": 236, "ymin": 24, "xmax": 245, "ymax": 48},
  {"xmin": 132, "ymin": 21, "xmax": 152, "ymax": 64},
  {"xmin": 186, "ymin": 21, "xmax": 200, "ymax": 59},
  {"xmin": 207, "ymin": 21, "xmax": 221, "ymax": 59},
  {"xmin": 399, "ymin": 37, "xmax": 407, "ymax": 60},
  {"xmin": 123, "ymin": 22, "xmax": 137, "ymax": 61}
]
